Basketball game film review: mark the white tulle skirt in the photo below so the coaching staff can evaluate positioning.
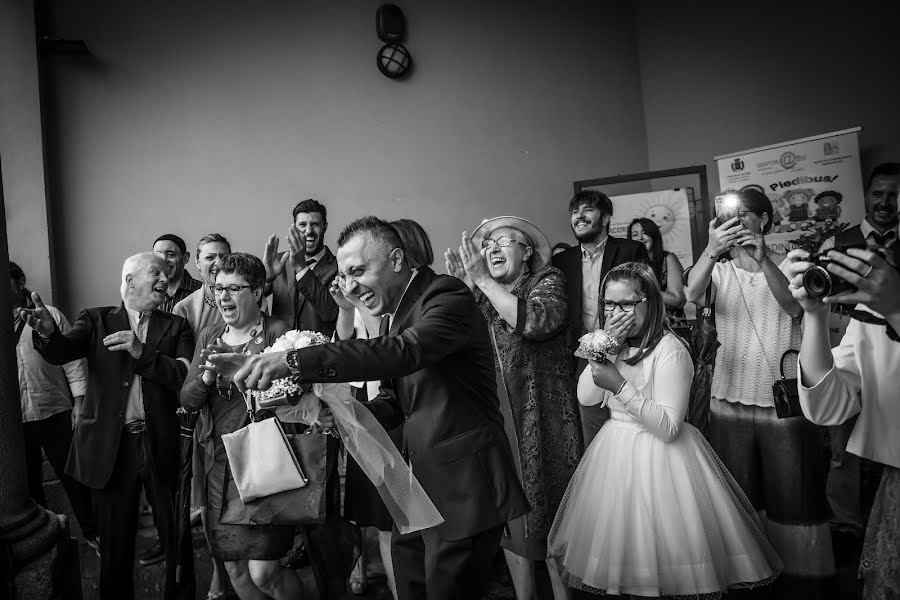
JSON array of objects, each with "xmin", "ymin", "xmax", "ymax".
[{"xmin": 548, "ymin": 417, "xmax": 782, "ymax": 598}]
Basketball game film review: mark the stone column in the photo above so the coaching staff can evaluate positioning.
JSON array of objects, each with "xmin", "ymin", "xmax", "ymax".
[{"xmin": 0, "ymin": 156, "xmax": 63, "ymax": 598}]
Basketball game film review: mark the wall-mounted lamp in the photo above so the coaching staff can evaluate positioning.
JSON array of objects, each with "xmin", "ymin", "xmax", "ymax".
[{"xmin": 376, "ymin": 4, "xmax": 412, "ymax": 80}]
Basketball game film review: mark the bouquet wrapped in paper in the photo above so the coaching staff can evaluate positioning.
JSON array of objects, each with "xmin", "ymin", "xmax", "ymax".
[
  {"xmin": 256, "ymin": 330, "xmax": 330, "ymax": 425},
  {"xmin": 574, "ymin": 329, "xmax": 621, "ymax": 361}
]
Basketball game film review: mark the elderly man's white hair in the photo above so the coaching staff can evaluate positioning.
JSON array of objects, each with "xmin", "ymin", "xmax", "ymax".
[{"xmin": 120, "ymin": 252, "xmax": 165, "ymax": 299}]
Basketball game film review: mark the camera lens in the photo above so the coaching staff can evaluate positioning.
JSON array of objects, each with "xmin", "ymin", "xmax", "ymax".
[{"xmin": 802, "ymin": 266, "xmax": 833, "ymax": 299}]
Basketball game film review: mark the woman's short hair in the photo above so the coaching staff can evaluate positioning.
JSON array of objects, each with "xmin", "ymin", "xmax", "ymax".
[
  {"xmin": 196, "ymin": 233, "xmax": 231, "ymax": 256},
  {"xmin": 599, "ymin": 261, "xmax": 678, "ymax": 366},
  {"xmin": 217, "ymin": 253, "xmax": 267, "ymax": 291},
  {"xmin": 737, "ymin": 187, "xmax": 774, "ymax": 235},
  {"xmin": 391, "ymin": 219, "xmax": 434, "ymax": 269}
]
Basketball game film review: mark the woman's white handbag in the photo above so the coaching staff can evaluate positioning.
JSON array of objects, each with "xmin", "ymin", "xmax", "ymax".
[{"xmin": 222, "ymin": 392, "xmax": 307, "ymax": 503}]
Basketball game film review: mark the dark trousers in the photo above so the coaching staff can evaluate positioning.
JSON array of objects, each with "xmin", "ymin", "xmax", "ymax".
[
  {"xmin": 93, "ymin": 429, "xmax": 194, "ymax": 600},
  {"xmin": 391, "ymin": 524, "xmax": 503, "ymax": 600},
  {"xmin": 23, "ymin": 409, "xmax": 96, "ymax": 537},
  {"xmin": 826, "ymin": 416, "xmax": 863, "ymax": 535}
]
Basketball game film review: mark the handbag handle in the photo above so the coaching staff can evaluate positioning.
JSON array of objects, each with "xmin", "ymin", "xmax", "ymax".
[
  {"xmin": 779, "ymin": 349, "xmax": 799, "ymax": 380},
  {"xmin": 242, "ymin": 389, "xmax": 258, "ymax": 423}
]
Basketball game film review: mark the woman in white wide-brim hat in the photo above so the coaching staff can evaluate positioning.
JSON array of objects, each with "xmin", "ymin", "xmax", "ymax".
[{"xmin": 446, "ymin": 216, "xmax": 581, "ymax": 600}]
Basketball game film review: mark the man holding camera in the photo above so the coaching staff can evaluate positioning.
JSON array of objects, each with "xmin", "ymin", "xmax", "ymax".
[
  {"xmin": 788, "ymin": 239, "xmax": 900, "ymax": 599},
  {"xmin": 814, "ymin": 162, "xmax": 899, "ymax": 555}
]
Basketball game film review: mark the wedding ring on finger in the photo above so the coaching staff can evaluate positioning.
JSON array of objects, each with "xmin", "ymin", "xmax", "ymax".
[{"xmin": 863, "ymin": 264, "xmax": 874, "ymax": 278}]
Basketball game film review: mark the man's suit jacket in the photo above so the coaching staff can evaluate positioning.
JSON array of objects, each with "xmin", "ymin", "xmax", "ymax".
[
  {"xmin": 271, "ymin": 246, "xmax": 339, "ymax": 337},
  {"xmin": 297, "ymin": 267, "xmax": 530, "ymax": 540},
  {"xmin": 552, "ymin": 235, "xmax": 650, "ymax": 355},
  {"xmin": 34, "ymin": 305, "xmax": 194, "ymax": 489}
]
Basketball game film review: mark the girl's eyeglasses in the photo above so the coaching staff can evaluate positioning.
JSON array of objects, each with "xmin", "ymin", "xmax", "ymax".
[{"xmin": 602, "ymin": 298, "xmax": 648, "ymax": 313}]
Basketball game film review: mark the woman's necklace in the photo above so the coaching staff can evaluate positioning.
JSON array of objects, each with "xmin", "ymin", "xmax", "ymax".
[
  {"xmin": 203, "ymin": 293, "xmax": 217, "ymax": 308},
  {"xmin": 217, "ymin": 315, "xmax": 263, "ymax": 400}
]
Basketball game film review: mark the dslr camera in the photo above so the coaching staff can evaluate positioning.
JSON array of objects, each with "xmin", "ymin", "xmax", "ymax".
[{"xmin": 802, "ymin": 228, "xmax": 867, "ymax": 300}]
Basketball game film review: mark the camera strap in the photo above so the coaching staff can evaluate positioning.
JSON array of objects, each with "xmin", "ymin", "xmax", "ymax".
[{"xmin": 847, "ymin": 308, "xmax": 900, "ymax": 343}]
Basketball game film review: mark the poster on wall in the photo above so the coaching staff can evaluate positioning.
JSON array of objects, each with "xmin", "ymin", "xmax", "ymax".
[
  {"xmin": 715, "ymin": 127, "xmax": 864, "ymax": 255},
  {"xmin": 607, "ymin": 188, "xmax": 695, "ymax": 270}
]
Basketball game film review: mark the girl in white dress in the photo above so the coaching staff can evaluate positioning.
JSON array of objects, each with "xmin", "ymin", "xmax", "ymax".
[{"xmin": 548, "ymin": 262, "xmax": 782, "ymax": 598}]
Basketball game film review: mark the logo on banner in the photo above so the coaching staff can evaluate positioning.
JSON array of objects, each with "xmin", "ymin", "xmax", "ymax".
[
  {"xmin": 824, "ymin": 141, "xmax": 840, "ymax": 156},
  {"xmin": 731, "ymin": 158, "xmax": 745, "ymax": 172},
  {"xmin": 780, "ymin": 151, "xmax": 805, "ymax": 169}
]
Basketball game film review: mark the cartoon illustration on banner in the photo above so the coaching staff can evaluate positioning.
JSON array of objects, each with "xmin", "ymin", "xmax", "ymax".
[
  {"xmin": 607, "ymin": 189, "xmax": 695, "ymax": 270},
  {"xmin": 716, "ymin": 128, "xmax": 864, "ymax": 255}
]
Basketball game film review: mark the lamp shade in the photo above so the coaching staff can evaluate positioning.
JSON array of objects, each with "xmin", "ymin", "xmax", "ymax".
[{"xmin": 377, "ymin": 43, "xmax": 412, "ymax": 79}]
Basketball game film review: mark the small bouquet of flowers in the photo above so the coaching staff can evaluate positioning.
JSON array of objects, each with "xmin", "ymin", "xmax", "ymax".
[
  {"xmin": 574, "ymin": 329, "xmax": 621, "ymax": 362},
  {"xmin": 256, "ymin": 330, "xmax": 330, "ymax": 426}
]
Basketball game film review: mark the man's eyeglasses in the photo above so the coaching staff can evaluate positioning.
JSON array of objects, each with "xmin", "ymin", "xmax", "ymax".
[
  {"xmin": 209, "ymin": 284, "xmax": 252, "ymax": 296},
  {"xmin": 602, "ymin": 298, "xmax": 648, "ymax": 313},
  {"xmin": 481, "ymin": 236, "xmax": 527, "ymax": 250}
]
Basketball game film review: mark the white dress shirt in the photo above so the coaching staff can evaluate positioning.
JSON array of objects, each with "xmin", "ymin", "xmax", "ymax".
[
  {"xmin": 580, "ymin": 237, "xmax": 609, "ymax": 333},
  {"xmin": 124, "ymin": 307, "xmax": 151, "ymax": 423},
  {"xmin": 799, "ymin": 312, "xmax": 900, "ymax": 469}
]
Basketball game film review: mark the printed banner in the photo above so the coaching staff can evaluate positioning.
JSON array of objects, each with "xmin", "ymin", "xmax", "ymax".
[
  {"xmin": 608, "ymin": 188, "xmax": 695, "ymax": 270},
  {"xmin": 716, "ymin": 128, "xmax": 864, "ymax": 255}
]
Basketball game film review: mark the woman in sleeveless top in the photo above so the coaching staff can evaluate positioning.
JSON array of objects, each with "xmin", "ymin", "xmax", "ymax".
[{"xmin": 686, "ymin": 188, "xmax": 834, "ymax": 597}]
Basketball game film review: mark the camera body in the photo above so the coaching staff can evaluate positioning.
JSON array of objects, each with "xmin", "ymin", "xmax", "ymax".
[{"xmin": 802, "ymin": 228, "xmax": 867, "ymax": 299}]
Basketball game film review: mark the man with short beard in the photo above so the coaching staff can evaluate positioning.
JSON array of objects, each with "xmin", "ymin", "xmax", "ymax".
[
  {"xmin": 552, "ymin": 190, "xmax": 649, "ymax": 447},
  {"xmin": 23, "ymin": 253, "xmax": 195, "ymax": 600},
  {"xmin": 264, "ymin": 198, "xmax": 340, "ymax": 337}
]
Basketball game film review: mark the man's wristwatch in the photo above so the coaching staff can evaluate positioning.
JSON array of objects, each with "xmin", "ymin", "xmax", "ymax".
[{"xmin": 284, "ymin": 350, "xmax": 302, "ymax": 378}]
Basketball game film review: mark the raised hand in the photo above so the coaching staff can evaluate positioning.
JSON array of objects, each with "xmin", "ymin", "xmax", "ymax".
[
  {"xmin": 785, "ymin": 249, "xmax": 828, "ymax": 315},
  {"xmin": 287, "ymin": 224, "xmax": 307, "ymax": 271},
  {"xmin": 821, "ymin": 248, "xmax": 900, "ymax": 316},
  {"xmin": 444, "ymin": 247, "xmax": 474, "ymax": 290},
  {"xmin": 263, "ymin": 234, "xmax": 289, "ymax": 283},
  {"xmin": 200, "ymin": 338, "xmax": 231, "ymax": 385},
  {"xmin": 705, "ymin": 217, "xmax": 744, "ymax": 258},
  {"xmin": 328, "ymin": 275, "xmax": 358, "ymax": 311},
  {"xmin": 737, "ymin": 229, "xmax": 767, "ymax": 264},
  {"xmin": 604, "ymin": 310, "xmax": 635, "ymax": 346},
  {"xmin": 103, "ymin": 329, "xmax": 143, "ymax": 359},
  {"xmin": 18, "ymin": 292, "xmax": 55, "ymax": 337},
  {"xmin": 459, "ymin": 231, "xmax": 491, "ymax": 287}
]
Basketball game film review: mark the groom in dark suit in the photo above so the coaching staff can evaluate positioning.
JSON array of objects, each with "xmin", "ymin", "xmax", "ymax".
[
  {"xmin": 553, "ymin": 190, "xmax": 649, "ymax": 447},
  {"xmin": 23, "ymin": 252, "xmax": 194, "ymax": 600},
  {"xmin": 208, "ymin": 216, "xmax": 530, "ymax": 600}
]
